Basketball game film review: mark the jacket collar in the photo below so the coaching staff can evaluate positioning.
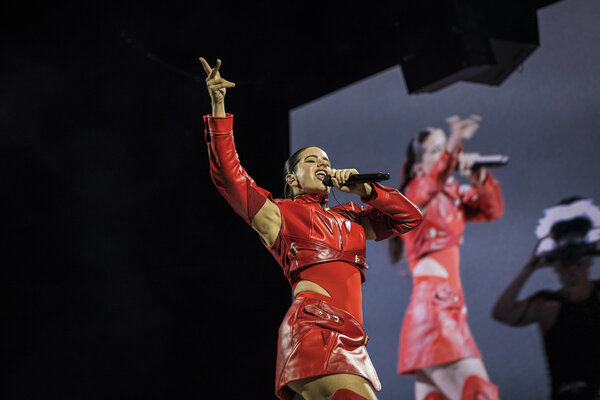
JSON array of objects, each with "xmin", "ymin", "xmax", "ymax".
[{"xmin": 293, "ymin": 192, "xmax": 329, "ymax": 205}]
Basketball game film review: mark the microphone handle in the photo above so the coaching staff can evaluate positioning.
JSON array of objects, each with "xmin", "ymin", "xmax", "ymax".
[
  {"xmin": 456, "ymin": 155, "xmax": 509, "ymax": 170},
  {"xmin": 323, "ymin": 172, "xmax": 390, "ymax": 187}
]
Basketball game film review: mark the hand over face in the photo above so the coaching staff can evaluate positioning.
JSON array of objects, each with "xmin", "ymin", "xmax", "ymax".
[{"xmin": 525, "ymin": 239, "xmax": 554, "ymax": 271}]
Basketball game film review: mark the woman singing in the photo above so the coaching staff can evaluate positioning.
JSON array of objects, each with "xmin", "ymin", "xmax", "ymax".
[
  {"xmin": 199, "ymin": 58, "xmax": 422, "ymax": 400},
  {"xmin": 389, "ymin": 115, "xmax": 504, "ymax": 400}
]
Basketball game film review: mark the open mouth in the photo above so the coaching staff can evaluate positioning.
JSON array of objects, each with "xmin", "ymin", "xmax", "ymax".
[{"xmin": 315, "ymin": 170, "xmax": 328, "ymax": 181}]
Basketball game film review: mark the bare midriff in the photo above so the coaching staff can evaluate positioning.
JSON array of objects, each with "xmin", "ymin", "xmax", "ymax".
[
  {"xmin": 293, "ymin": 261, "xmax": 364, "ymax": 324},
  {"xmin": 293, "ymin": 280, "xmax": 331, "ymax": 297},
  {"xmin": 410, "ymin": 245, "xmax": 461, "ymax": 290}
]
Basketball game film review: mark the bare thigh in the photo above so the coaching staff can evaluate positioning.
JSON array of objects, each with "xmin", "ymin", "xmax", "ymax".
[
  {"xmin": 419, "ymin": 358, "xmax": 490, "ymax": 399},
  {"xmin": 415, "ymin": 372, "xmax": 441, "ymax": 400},
  {"xmin": 288, "ymin": 373, "xmax": 378, "ymax": 400}
]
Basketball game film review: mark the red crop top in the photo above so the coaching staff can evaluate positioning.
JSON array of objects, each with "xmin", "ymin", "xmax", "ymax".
[{"xmin": 295, "ymin": 260, "xmax": 364, "ymax": 324}]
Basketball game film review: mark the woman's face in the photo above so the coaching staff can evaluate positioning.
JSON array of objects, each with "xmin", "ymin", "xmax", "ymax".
[
  {"xmin": 554, "ymin": 257, "xmax": 592, "ymax": 288},
  {"xmin": 288, "ymin": 147, "xmax": 332, "ymax": 196},
  {"xmin": 414, "ymin": 129, "xmax": 447, "ymax": 176}
]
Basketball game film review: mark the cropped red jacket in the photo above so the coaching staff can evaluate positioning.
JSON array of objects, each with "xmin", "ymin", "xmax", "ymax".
[
  {"xmin": 402, "ymin": 150, "xmax": 504, "ymax": 266},
  {"xmin": 204, "ymin": 114, "xmax": 423, "ymax": 287}
]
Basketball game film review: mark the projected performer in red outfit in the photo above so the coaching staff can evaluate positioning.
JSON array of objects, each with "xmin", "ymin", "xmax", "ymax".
[
  {"xmin": 389, "ymin": 115, "xmax": 503, "ymax": 400},
  {"xmin": 199, "ymin": 57, "xmax": 422, "ymax": 400}
]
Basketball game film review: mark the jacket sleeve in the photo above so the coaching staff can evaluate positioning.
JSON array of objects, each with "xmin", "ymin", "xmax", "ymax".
[
  {"xmin": 403, "ymin": 150, "xmax": 459, "ymax": 208},
  {"xmin": 461, "ymin": 171, "xmax": 504, "ymax": 222},
  {"xmin": 360, "ymin": 183, "xmax": 423, "ymax": 241},
  {"xmin": 204, "ymin": 114, "xmax": 272, "ymax": 225}
]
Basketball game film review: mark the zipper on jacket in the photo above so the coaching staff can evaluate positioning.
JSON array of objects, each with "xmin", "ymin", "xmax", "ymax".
[{"xmin": 321, "ymin": 205, "xmax": 343, "ymax": 250}]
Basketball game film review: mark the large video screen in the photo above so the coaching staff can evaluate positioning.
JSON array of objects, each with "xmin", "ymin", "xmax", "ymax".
[{"xmin": 290, "ymin": 1, "xmax": 600, "ymax": 398}]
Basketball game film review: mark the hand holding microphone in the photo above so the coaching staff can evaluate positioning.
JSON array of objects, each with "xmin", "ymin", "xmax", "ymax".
[
  {"xmin": 323, "ymin": 170, "xmax": 390, "ymax": 198},
  {"xmin": 458, "ymin": 153, "xmax": 481, "ymax": 178},
  {"xmin": 458, "ymin": 153, "xmax": 509, "ymax": 183},
  {"xmin": 322, "ymin": 172, "xmax": 391, "ymax": 187}
]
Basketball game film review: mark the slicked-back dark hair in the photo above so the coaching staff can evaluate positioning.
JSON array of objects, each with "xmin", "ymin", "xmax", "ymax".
[
  {"xmin": 282, "ymin": 146, "xmax": 311, "ymax": 199},
  {"xmin": 399, "ymin": 129, "xmax": 435, "ymax": 193},
  {"xmin": 391, "ymin": 129, "xmax": 436, "ymax": 264}
]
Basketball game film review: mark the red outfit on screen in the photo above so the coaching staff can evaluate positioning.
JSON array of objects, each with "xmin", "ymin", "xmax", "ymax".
[
  {"xmin": 204, "ymin": 114, "xmax": 422, "ymax": 399},
  {"xmin": 397, "ymin": 150, "xmax": 503, "ymax": 374}
]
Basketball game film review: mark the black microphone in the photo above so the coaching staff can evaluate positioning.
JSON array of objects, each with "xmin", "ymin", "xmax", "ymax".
[
  {"xmin": 457, "ymin": 155, "xmax": 509, "ymax": 170},
  {"xmin": 322, "ymin": 172, "xmax": 391, "ymax": 187}
]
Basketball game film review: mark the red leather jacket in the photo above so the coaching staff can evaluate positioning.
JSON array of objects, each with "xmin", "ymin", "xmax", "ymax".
[
  {"xmin": 204, "ymin": 114, "xmax": 423, "ymax": 285},
  {"xmin": 402, "ymin": 150, "xmax": 503, "ymax": 265}
]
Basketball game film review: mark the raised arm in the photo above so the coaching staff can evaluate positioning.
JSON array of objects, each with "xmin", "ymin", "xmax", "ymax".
[
  {"xmin": 445, "ymin": 114, "xmax": 480, "ymax": 155},
  {"xmin": 492, "ymin": 250, "xmax": 550, "ymax": 326},
  {"xmin": 199, "ymin": 58, "xmax": 234, "ymax": 117},
  {"xmin": 200, "ymin": 58, "xmax": 282, "ymax": 246},
  {"xmin": 443, "ymin": 114, "xmax": 503, "ymax": 221},
  {"xmin": 404, "ymin": 150, "xmax": 458, "ymax": 208},
  {"xmin": 404, "ymin": 115, "xmax": 481, "ymax": 208}
]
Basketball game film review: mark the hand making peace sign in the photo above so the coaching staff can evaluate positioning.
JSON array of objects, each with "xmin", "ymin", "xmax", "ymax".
[{"xmin": 199, "ymin": 57, "xmax": 236, "ymax": 106}]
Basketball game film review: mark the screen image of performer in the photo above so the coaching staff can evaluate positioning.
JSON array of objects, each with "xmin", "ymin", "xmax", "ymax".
[
  {"xmin": 492, "ymin": 197, "xmax": 600, "ymax": 400},
  {"xmin": 388, "ymin": 115, "xmax": 504, "ymax": 400},
  {"xmin": 199, "ymin": 58, "xmax": 423, "ymax": 400}
]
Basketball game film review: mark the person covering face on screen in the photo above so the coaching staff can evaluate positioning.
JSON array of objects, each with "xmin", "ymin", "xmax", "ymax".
[
  {"xmin": 199, "ymin": 58, "xmax": 422, "ymax": 400},
  {"xmin": 492, "ymin": 197, "xmax": 600, "ymax": 400},
  {"xmin": 389, "ymin": 115, "xmax": 504, "ymax": 400}
]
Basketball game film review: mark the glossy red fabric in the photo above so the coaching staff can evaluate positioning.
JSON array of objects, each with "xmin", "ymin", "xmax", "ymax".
[
  {"xmin": 204, "ymin": 114, "xmax": 422, "ymax": 396},
  {"xmin": 461, "ymin": 375, "xmax": 500, "ymax": 400},
  {"xmin": 204, "ymin": 114, "xmax": 423, "ymax": 288},
  {"xmin": 401, "ymin": 151, "xmax": 503, "ymax": 266},
  {"xmin": 425, "ymin": 245, "xmax": 461, "ymax": 290},
  {"xmin": 398, "ymin": 276, "xmax": 481, "ymax": 374},
  {"xmin": 203, "ymin": 114, "xmax": 272, "ymax": 225},
  {"xmin": 423, "ymin": 392, "xmax": 444, "ymax": 400},
  {"xmin": 296, "ymin": 261, "xmax": 364, "ymax": 324},
  {"xmin": 267, "ymin": 186, "xmax": 422, "ymax": 287},
  {"xmin": 397, "ymin": 149, "xmax": 502, "ymax": 374},
  {"xmin": 276, "ymin": 293, "xmax": 381, "ymax": 400}
]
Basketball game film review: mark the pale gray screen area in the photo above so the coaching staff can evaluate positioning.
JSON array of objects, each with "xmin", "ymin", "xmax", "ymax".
[{"xmin": 290, "ymin": 1, "xmax": 600, "ymax": 399}]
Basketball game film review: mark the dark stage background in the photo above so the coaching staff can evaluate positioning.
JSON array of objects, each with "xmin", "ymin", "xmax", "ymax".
[
  {"xmin": 4, "ymin": 2, "xmax": 413, "ymax": 398},
  {"xmin": 4, "ymin": 1, "xmax": 598, "ymax": 399}
]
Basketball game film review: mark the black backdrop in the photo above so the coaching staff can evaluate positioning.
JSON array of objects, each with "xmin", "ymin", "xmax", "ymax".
[
  {"xmin": 4, "ymin": 1, "xmax": 410, "ymax": 398},
  {"xmin": 4, "ymin": 2, "xmax": 294, "ymax": 398}
]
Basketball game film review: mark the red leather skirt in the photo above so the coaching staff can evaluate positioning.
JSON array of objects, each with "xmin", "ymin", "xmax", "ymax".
[
  {"xmin": 275, "ymin": 293, "xmax": 381, "ymax": 400},
  {"xmin": 398, "ymin": 277, "xmax": 482, "ymax": 374}
]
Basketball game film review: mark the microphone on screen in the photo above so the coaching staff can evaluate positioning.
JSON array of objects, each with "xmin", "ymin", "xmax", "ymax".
[
  {"xmin": 460, "ymin": 154, "xmax": 510, "ymax": 170},
  {"xmin": 322, "ymin": 172, "xmax": 391, "ymax": 187}
]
